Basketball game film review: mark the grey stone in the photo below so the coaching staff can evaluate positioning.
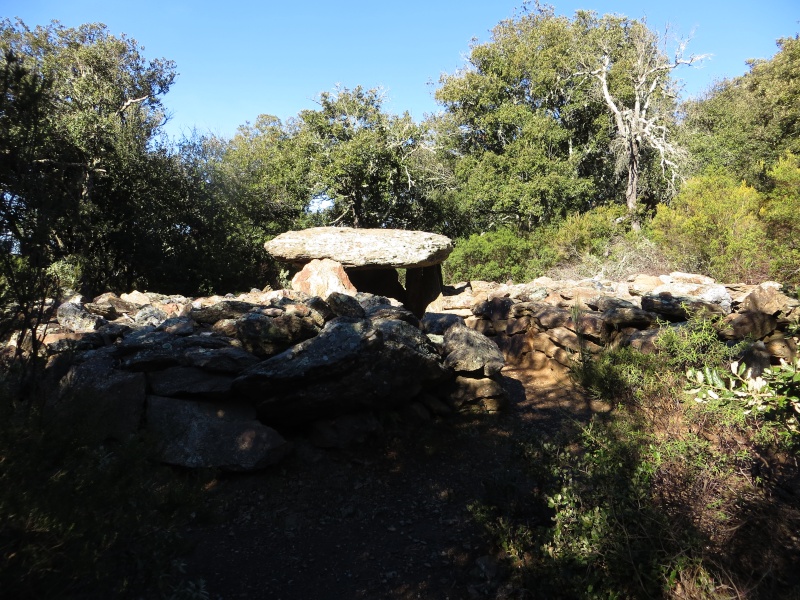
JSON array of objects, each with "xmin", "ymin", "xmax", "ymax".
[
  {"xmin": 56, "ymin": 302, "xmax": 108, "ymax": 333},
  {"xmin": 235, "ymin": 312, "xmax": 320, "ymax": 358},
  {"xmin": 444, "ymin": 375, "xmax": 508, "ymax": 408},
  {"xmin": 421, "ymin": 312, "xmax": 465, "ymax": 335},
  {"xmin": 264, "ymin": 226, "xmax": 453, "ymax": 269},
  {"xmin": 326, "ymin": 291, "xmax": 366, "ymax": 319},
  {"xmin": 233, "ymin": 318, "xmax": 447, "ymax": 425},
  {"xmin": 55, "ymin": 358, "xmax": 146, "ymax": 440},
  {"xmin": 191, "ymin": 300, "xmax": 256, "ymax": 324},
  {"xmin": 146, "ymin": 396, "xmax": 290, "ymax": 471},
  {"xmin": 147, "ymin": 366, "xmax": 234, "ymax": 399},
  {"xmin": 443, "ymin": 324, "xmax": 505, "ymax": 377},
  {"xmin": 718, "ymin": 311, "xmax": 778, "ymax": 341},
  {"xmin": 134, "ymin": 305, "xmax": 168, "ymax": 328},
  {"xmin": 181, "ymin": 346, "xmax": 260, "ymax": 374}
]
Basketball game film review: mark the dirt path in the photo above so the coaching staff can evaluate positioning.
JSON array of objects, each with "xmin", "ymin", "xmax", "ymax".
[{"xmin": 183, "ymin": 367, "xmax": 609, "ymax": 599}]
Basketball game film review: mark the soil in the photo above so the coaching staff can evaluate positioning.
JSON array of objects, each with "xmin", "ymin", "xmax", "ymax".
[{"xmin": 183, "ymin": 365, "xmax": 609, "ymax": 600}]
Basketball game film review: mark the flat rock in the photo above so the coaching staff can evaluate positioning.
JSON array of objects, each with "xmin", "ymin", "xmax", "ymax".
[
  {"xmin": 146, "ymin": 396, "xmax": 290, "ymax": 471},
  {"xmin": 264, "ymin": 226, "xmax": 453, "ymax": 269}
]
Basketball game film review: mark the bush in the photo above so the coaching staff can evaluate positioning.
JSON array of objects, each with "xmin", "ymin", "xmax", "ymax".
[
  {"xmin": 0, "ymin": 390, "xmax": 208, "ymax": 599},
  {"xmin": 549, "ymin": 204, "xmax": 627, "ymax": 264},
  {"xmin": 442, "ymin": 227, "xmax": 557, "ymax": 284},
  {"xmin": 650, "ymin": 170, "xmax": 768, "ymax": 282},
  {"xmin": 443, "ymin": 206, "xmax": 631, "ymax": 285},
  {"xmin": 761, "ymin": 153, "xmax": 800, "ymax": 286}
]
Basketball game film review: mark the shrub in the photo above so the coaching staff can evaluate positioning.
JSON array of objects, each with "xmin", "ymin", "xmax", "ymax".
[
  {"xmin": 686, "ymin": 355, "xmax": 800, "ymax": 448},
  {"xmin": 650, "ymin": 170, "xmax": 768, "ymax": 282},
  {"xmin": 442, "ymin": 227, "xmax": 557, "ymax": 284},
  {"xmin": 0, "ymin": 391, "xmax": 208, "ymax": 599},
  {"xmin": 549, "ymin": 204, "xmax": 627, "ymax": 264},
  {"xmin": 761, "ymin": 153, "xmax": 800, "ymax": 286}
]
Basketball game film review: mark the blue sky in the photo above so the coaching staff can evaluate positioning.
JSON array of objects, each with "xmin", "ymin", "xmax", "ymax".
[{"xmin": 5, "ymin": 1, "xmax": 798, "ymax": 140}]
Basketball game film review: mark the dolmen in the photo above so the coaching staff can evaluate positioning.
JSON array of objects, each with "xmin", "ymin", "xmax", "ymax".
[{"xmin": 264, "ymin": 227, "xmax": 453, "ymax": 318}]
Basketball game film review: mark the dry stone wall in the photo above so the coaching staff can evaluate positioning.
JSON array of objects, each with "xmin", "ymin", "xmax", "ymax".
[
  {"xmin": 16, "ymin": 287, "xmax": 507, "ymax": 471},
  {"xmin": 6, "ymin": 270, "xmax": 797, "ymax": 472},
  {"xmin": 433, "ymin": 272, "xmax": 799, "ymax": 384}
]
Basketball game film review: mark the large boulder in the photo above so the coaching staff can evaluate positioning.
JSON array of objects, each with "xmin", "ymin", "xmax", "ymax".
[
  {"xmin": 54, "ymin": 354, "xmax": 146, "ymax": 441},
  {"xmin": 233, "ymin": 317, "xmax": 448, "ymax": 425},
  {"xmin": 443, "ymin": 323, "xmax": 505, "ymax": 377},
  {"xmin": 56, "ymin": 302, "xmax": 107, "ymax": 333},
  {"xmin": 291, "ymin": 258, "xmax": 357, "ymax": 297},
  {"xmin": 264, "ymin": 226, "xmax": 453, "ymax": 269},
  {"xmin": 145, "ymin": 396, "xmax": 290, "ymax": 471}
]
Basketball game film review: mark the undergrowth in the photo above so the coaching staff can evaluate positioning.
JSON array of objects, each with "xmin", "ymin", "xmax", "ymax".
[
  {"xmin": 0, "ymin": 375, "xmax": 211, "ymax": 599},
  {"xmin": 473, "ymin": 316, "xmax": 800, "ymax": 599}
]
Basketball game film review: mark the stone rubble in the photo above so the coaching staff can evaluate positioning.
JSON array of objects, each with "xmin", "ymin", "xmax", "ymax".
[{"xmin": 432, "ymin": 273, "xmax": 799, "ymax": 386}]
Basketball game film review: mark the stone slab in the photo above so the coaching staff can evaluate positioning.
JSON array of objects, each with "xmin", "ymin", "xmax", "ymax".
[{"xmin": 264, "ymin": 227, "xmax": 453, "ymax": 269}]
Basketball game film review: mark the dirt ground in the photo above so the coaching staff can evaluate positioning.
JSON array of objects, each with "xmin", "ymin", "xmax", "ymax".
[{"xmin": 183, "ymin": 366, "xmax": 608, "ymax": 600}]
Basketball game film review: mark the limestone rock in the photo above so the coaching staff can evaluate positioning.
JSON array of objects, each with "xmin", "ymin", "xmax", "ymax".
[
  {"xmin": 291, "ymin": 258, "xmax": 357, "ymax": 297},
  {"xmin": 326, "ymin": 291, "xmax": 366, "ymax": 319},
  {"xmin": 146, "ymin": 396, "xmax": 290, "ymax": 471},
  {"xmin": 134, "ymin": 305, "xmax": 168, "ymax": 328},
  {"xmin": 443, "ymin": 323, "xmax": 505, "ymax": 377},
  {"xmin": 741, "ymin": 283, "xmax": 799, "ymax": 317},
  {"xmin": 191, "ymin": 300, "xmax": 256, "ymax": 325},
  {"xmin": 602, "ymin": 306, "xmax": 657, "ymax": 329},
  {"xmin": 233, "ymin": 318, "xmax": 447, "ymax": 425},
  {"xmin": 56, "ymin": 302, "xmax": 108, "ymax": 333},
  {"xmin": 265, "ymin": 226, "xmax": 453, "ymax": 269},
  {"xmin": 181, "ymin": 346, "xmax": 260, "ymax": 374},
  {"xmin": 235, "ymin": 312, "xmax": 320, "ymax": 358},
  {"xmin": 120, "ymin": 290, "xmax": 151, "ymax": 307},
  {"xmin": 147, "ymin": 366, "xmax": 234, "ymax": 399},
  {"xmin": 641, "ymin": 290, "xmax": 729, "ymax": 321},
  {"xmin": 718, "ymin": 311, "xmax": 778, "ymax": 341},
  {"xmin": 445, "ymin": 375, "xmax": 506, "ymax": 405}
]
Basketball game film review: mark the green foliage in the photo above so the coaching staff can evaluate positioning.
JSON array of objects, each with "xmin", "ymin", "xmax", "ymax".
[
  {"xmin": 443, "ymin": 205, "xmax": 631, "ymax": 285},
  {"xmin": 435, "ymin": 5, "xmax": 688, "ymax": 230},
  {"xmin": 650, "ymin": 170, "xmax": 768, "ymax": 282},
  {"xmin": 760, "ymin": 153, "xmax": 800, "ymax": 286},
  {"xmin": 654, "ymin": 315, "xmax": 742, "ymax": 371},
  {"xmin": 686, "ymin": 355, "xmax": 800, "ymax": 446},
  {"xmin": 442, "ymin": 228, "xmax": 557, "ymax": 284},
  {"xmin": 434, "ymin": 5, "xmax": 614, "ymax": 230},
  {"xmin": 549, "ymin": 204, "xmax": 627, "ymax": 264},
  {"xmin": 681, "ymin": 36, "xmax": 800, "ymax": 188},
  {"xmin": 0, "ymin": 395, "xmax": 208, "ymax": 598}
]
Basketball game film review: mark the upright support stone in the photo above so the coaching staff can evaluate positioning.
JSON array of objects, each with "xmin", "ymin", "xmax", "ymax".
[{"xmin": 406, "ymin": 265, "xmax": 444, "ymax": 319}]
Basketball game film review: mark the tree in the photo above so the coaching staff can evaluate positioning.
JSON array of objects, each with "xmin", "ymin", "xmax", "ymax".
[
  {"xmin": 575, "ymin": 12, "xmax": 705, "ymax": 227},
  {"xmin": 295, "ymin": 85, "xmax": 451, "ymax": 230},
  {"xmin": 681, "ymin": 35, "xmax": 800, "ymax": 189},
  {"xmin": 435, "ymin": 4, "xmax": 607, "ymax": 232}
]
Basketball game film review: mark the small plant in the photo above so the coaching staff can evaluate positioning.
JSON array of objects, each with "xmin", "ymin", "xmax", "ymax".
[{"xmin": 686, "ymin": 356, "xmax": 800, "ymax": 443}]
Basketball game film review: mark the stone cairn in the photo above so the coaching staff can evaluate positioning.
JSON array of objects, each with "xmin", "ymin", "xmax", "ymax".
[
  {"xmin": 7, "ymin": 224, "xmax": 797, "ymax": 474},
  {"xmin": 8, "ymin": 229, "xmax": 508, "ymax": 472}
]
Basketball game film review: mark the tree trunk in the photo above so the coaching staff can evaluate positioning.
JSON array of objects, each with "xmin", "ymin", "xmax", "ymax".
[{"xmin": 626, "ymin": 141, "xmax": 641, "ymax": 231}]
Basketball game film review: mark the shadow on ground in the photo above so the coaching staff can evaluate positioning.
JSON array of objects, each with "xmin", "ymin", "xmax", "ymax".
[{"xmin": 183, "ymin": 366, "xmax": 604, "ymax": 599}]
